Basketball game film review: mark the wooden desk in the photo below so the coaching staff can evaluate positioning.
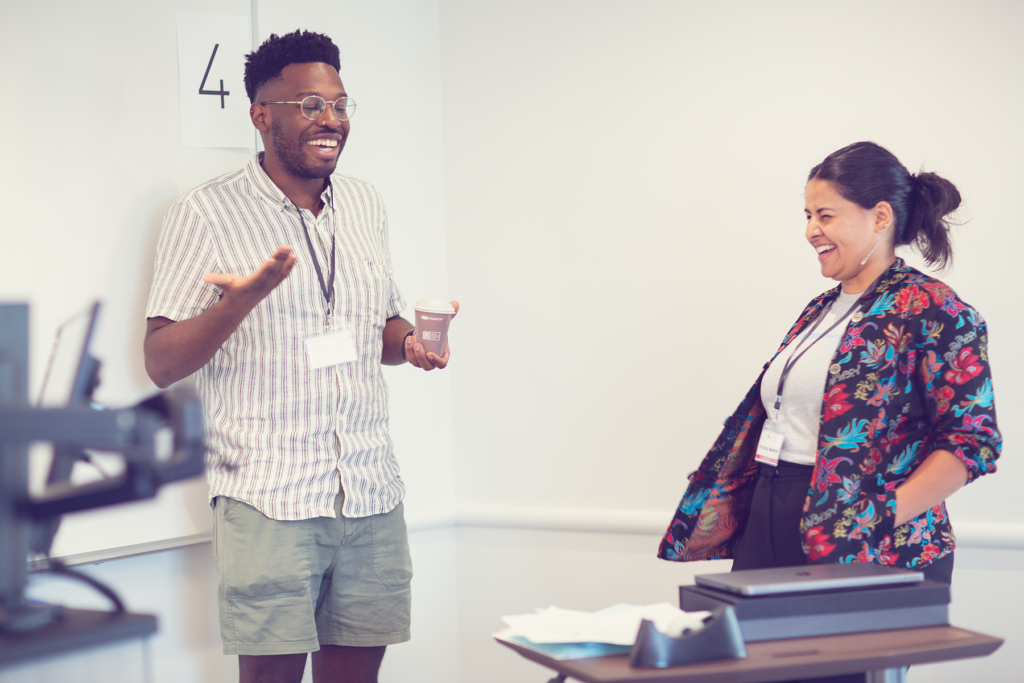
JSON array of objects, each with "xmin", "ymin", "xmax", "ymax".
[{"xmin": 497, "ymin": 625, "xmax": 1002, "ymax": 683}]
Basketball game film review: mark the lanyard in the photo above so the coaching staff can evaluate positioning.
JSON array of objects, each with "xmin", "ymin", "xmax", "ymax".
[
  {"xmin": 296, "ymin": 195, "xmax": 336, "ymax": 323},
  {"xmin": 771, "ymin": 275, "xmax": 884, "ymax": 422}
]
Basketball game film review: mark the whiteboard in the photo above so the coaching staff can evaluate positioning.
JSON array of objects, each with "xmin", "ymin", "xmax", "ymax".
[{"xmin": 1, "ymin": 0, "xmax": 455, "ymax": 560}]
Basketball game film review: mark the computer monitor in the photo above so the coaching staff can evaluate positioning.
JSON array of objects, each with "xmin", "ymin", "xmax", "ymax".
[{"xmin": 37, "ymin": 302, "xmax": 101, "ymax": 408}]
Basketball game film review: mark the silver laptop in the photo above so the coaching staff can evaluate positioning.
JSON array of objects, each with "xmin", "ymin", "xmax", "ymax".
[{"xmin": 695, "ymin": 564, "xmax": 924, "ymax": 597}]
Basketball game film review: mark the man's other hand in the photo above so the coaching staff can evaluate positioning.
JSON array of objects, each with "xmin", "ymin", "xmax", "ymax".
[{"xmin": 407, "ymin": 301, "xmax": 458, "ymax": 371}]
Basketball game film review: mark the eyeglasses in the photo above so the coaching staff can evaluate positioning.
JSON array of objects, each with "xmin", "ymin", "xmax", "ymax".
[{"xmin": 258, "ymin": 96, "xmax": 357, "ymax": 121}]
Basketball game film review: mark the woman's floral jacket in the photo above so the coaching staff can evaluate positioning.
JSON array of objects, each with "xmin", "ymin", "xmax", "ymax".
[{"xmin": 658, "ymin": 258, "xmax": 1001, "ymax": 569}]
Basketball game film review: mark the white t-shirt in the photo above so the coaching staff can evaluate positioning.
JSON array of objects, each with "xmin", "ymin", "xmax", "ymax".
[{"xmin": 760, "ymin": 289, "xmax": 862, "ymax": 465}]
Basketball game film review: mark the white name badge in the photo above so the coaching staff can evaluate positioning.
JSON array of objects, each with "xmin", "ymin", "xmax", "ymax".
[
  {"xmin": 304, "ymin": 322, "xmax": 357, "ymax": 369},
  {"xmin": 755, "ymin": 423, "xmax": 785, "ymax": 466}
]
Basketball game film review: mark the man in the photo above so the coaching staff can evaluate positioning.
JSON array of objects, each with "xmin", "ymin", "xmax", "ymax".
[{"xmin": 144, "ymin": 30, "xmax": 454, "ymax": 683}]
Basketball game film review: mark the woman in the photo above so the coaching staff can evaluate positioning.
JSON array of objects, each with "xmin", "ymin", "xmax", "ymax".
[{"xmin": 658, "ymin": 142, "xmax": 1000, "ymax": 587}]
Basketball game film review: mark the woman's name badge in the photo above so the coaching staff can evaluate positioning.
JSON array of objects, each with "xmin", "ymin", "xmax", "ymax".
[
  {"xmin": 755, "ymin": 423, "xmax": 785, "ymax": 466},
  {"xmin": 304, "ymin": 322, "xmax": 357, "ymax": 369}
]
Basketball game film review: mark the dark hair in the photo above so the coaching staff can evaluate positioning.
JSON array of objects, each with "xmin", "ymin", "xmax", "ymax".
[
  {"xmin": 244, "ymin": 30, "xmax": 342, "ymax": 103},
  {"xmin": 808, "ymin": 141, "xmax": 961, "ymax": 269}
]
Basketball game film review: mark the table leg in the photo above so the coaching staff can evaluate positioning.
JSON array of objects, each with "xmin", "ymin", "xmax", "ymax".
[{"xmin": 865, "ymin": 667, "xmax": 907, "ymax": 683}]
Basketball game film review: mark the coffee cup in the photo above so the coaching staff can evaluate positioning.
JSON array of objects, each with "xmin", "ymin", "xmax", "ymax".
[{"xmin": 413, "ymin": 300, "xmax": 455, "ymax": 357}]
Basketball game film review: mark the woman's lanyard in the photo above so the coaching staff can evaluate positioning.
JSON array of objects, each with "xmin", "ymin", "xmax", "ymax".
[
  {"xmin": 296, "ymin": 201, "xmax": 336, "ymax": 325},
  {"xmin": 771, "ymin": 274, "xmax": 884, "ymax": 424}
]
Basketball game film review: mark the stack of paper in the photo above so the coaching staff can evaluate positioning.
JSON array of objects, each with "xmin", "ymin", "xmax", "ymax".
[{"xmin": 494, "ymin": 603, "xmax": 711, "ymax": 660}]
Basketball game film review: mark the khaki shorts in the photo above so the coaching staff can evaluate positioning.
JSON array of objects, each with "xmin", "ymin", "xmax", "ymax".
[{"xmin": 212, "ymin": 494, "xmax": 412, "ymax": 655}]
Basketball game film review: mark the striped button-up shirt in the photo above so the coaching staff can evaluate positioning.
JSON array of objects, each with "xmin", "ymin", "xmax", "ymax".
[{"xmin": 146, "ymin": 153, "xmax": 406, "ymax": 520}]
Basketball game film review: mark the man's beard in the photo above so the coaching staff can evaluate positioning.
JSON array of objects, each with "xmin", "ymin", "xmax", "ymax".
[{"xmin": 269, "ymin": 120, "xmax": 338, "ymax": 179}]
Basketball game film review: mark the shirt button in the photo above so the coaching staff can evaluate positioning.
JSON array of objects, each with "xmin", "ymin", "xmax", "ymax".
[
  {"xmin": 829, "ymin": 363, "xmax": 841, "ymax": 375},
  {"xmin": 852, "ymin": 312, "xmax": 864, "ymax": 322}
]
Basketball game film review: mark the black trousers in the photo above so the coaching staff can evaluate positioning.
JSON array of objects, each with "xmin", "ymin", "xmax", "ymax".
[{"xmin": 731, "ymin": 461, "xmax": 954, "ymax": 683}]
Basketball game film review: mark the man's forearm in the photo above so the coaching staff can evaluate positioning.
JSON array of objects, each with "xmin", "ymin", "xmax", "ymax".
[
  {"xmin": 146, "ymin": 246, "xmax": 299, "ymax": 387},
  {"xmin": 381, "ymin": 315, "xmax": 414, "ymax": 365},
  {"xmin": 144, "ymin": 298, "xmax": 257, "ymax": 388}
]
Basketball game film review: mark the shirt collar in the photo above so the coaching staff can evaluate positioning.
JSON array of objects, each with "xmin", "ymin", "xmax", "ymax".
[
  {"xmin": 864, "ymin": 256, "xmax": 909, "ymax": 299},
  {"xmin": 321, "ymin": 177, "xmax": 335, "ymax": 211},
  {"xmin": 246, "ymin": 151, "xmax": 335, "ymax": 213}
]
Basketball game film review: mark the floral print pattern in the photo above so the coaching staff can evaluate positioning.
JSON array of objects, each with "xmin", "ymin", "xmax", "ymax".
[{"xmin": 658, "ymin": 259, "xmax": 1001, "ymax": 569}]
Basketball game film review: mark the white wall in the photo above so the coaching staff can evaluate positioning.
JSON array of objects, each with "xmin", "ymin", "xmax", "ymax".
[
  {"xmin": 439, "ymin": 0, "xmax": 1024, "ymax": 525},
  {"xmin": 4, "ymin": 0, "xmax": 1023, "ymax": 681}
]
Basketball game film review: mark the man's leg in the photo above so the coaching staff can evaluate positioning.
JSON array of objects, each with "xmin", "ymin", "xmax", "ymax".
[
  {"xmin": 214, "ymin": 498, "xmax": 327, "ymax": 672},
  {"xmin": 314, "ymin": 502, "xmax": 412, "ymax": 654},
  {"xmin": 311, "ymin": 645, "xmax": 386, "ymax": 683},
  {"xmin": 239, "ymin": 653, "xmax": 308, "ymax": 683}
]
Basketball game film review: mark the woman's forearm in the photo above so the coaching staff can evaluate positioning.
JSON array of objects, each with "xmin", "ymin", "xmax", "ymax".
[{"xmin": 893, "ymin": 449, "xmax": 969, "ymax": 527}]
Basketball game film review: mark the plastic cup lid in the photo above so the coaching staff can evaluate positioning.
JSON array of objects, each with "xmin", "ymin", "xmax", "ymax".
[{"xmin": 414, "ymin": 299, "xmax": 455, "ymax": 314}]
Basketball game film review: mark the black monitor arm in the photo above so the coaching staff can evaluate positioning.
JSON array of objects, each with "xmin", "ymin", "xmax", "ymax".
[{"xmin": 0, "ymin": 382, "xmax": 205, "ymax": 521}]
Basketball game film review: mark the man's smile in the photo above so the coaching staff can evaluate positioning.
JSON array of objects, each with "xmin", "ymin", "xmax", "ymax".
[{"xmin": 306, "ymin": 136, "xmax": 342, "ymax": 160}]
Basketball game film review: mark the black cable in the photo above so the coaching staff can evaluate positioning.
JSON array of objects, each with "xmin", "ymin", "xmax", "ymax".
[
  {"xmin": 81, "ymin": 452, "xmax": 115, "ymax": 479},
  {"xmin": 46, "ymin": 558, "xmax": 126, "ymax": 614}
]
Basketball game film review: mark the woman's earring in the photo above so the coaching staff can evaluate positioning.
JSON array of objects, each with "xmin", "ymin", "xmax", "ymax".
[{"xmin": 860, "ymin": 232, "xmax": 883, "ymax": 266}]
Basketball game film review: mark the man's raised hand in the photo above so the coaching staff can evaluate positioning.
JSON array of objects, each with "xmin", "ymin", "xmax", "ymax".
[
  {"xmin": 144, "ymin": 246, "xmax": 299, "ymax": 388},
  {"xmin": 204, "ymin": 246, "xmax": 298, "ymax": 304}
]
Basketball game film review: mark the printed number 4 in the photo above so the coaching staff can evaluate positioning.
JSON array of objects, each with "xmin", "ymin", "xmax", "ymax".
[{"xmin": 199, "ymin": 44, "xmax": 229, "ymax": 108}]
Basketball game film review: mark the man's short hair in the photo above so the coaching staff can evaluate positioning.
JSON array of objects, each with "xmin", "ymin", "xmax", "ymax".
[{"xmin": 244, "ymin": 30, "xmax": 342, "ymax": 103}]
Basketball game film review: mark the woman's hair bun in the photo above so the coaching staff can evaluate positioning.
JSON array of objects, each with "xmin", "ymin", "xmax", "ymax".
[{"xmin": 906, "ymin": 172, "xmax": 961, "ymax": 269}]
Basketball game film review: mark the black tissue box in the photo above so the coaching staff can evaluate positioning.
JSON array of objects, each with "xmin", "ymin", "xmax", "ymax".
[{"xmin": 630, "ymin": 606, "xmax": 747, "ymax": 668}]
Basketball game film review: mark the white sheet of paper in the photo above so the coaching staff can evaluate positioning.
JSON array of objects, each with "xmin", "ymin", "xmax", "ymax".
[
  {"xmin": 500, "ymin": 603, "xmax": 710, "ymax": 646},
  {"xmin": 176, "ymin": 13, "xmax": 252, "ymax": 149},
  {"xmin": 305, "ymin": 327, "xmax": 358, "ymax": 369}
]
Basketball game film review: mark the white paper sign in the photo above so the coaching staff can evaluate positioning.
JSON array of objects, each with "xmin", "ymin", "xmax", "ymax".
[{"xmin": 176, "ymin": 13, "xmax": 252, "ymax": 149}]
